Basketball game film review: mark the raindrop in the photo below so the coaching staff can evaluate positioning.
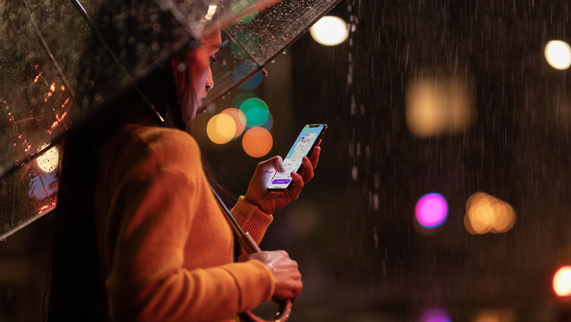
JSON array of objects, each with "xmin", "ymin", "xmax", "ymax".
[{"xmin": 351, "ymin": 165, "xmax": 358, "ymax": 181}]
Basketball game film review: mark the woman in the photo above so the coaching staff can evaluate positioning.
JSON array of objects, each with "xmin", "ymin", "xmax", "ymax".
[{"xmin": 48, "ymin": 27, "xmax": 321, "ymax": 322}]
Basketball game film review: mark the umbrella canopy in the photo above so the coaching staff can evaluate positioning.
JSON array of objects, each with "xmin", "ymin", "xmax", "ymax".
[{"xmin": 0, "ymin": 0, "xmax": 340, "ymax": 239}]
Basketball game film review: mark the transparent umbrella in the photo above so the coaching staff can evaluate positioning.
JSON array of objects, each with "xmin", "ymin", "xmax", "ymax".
[{"xmin": 0, "ymin": 0, "xmax": 340, "ymax": 240}]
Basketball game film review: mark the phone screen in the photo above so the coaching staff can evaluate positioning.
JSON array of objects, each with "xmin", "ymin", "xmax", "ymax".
[{"xmin": 267, "ymin": 124, "xmax": 326, "ymax": 190}]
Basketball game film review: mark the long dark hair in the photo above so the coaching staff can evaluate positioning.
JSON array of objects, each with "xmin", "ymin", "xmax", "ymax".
[{"xmin": 46, "ymin": 57, "xmax": 235, "ymax": 321}]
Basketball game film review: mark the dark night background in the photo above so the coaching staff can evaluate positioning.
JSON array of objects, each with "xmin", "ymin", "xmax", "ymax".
[{"xmin": 3, "ymin": 0, "xmax": 571, "ymax": 321}]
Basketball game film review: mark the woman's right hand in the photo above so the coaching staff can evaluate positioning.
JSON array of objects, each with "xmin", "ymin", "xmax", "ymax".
[{"xmin": 239, "ymin": 250, "xmax": 303, "ymax": 301}]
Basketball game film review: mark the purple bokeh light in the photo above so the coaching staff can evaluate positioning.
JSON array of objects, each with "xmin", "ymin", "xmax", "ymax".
[
  {"xmin": 419, "ymin": 309, "xmax": 452, "ymax": 322},
  {"xmin": 415, "ymin": 193, "xmax": 449, "ymax": 228}
]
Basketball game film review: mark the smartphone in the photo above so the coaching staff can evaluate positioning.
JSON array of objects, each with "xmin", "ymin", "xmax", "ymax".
[{"xmin": 267, "ymin": 123, "xmax": 327, "ymax": 191}]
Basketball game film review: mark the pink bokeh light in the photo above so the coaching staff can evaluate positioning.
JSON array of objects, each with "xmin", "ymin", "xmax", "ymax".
[{"xmin": 415, "ymin": 193, "xmax": 448, "ymax": 228}]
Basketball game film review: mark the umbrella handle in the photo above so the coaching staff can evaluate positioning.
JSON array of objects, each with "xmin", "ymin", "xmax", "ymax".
[
  {"xmin": 239, "ymin": 300, "xmax": 292, "ymax": 322},
  {"xmin": 209, "ymin": 188, "xmax": 294, "ymax": 321},
  {"xmin": 237, "ymin": 233, "xmax": 293, "ymax": 322}
]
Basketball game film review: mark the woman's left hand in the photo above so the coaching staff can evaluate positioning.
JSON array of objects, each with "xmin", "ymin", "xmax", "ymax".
[{"xmin": 244, "ymin": 146, "xmax": 321, "ymax": 214}]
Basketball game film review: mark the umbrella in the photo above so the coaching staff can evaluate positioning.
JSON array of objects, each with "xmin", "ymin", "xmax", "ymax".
[{"xmin": 0, "ymin": 0, "xmax": 341, "ymax": 240}]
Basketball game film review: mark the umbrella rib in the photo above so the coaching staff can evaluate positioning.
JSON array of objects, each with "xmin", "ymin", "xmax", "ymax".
[
  {"xmin": 19, "ymin": 0, "xmax": 76, "ymax": 99},
  {"xmin": 223, "ymin": 29, "xmax": 264, "ymax": 69}
]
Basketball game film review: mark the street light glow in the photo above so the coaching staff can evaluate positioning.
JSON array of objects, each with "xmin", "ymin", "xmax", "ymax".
[
  {"xmin": 310, "ymin": 16, "xmax": 348, "ymax": 46},
  {"xmin": 36, "ymin": 145, "xmax": 59, "ymax": 173},
  {"xmin": 545, "ymin": 40, "xmax": 571, "ymax": 70},
  {"xmin": 553, "ymin": 266, "xmax": 571, "ymax": 297}
]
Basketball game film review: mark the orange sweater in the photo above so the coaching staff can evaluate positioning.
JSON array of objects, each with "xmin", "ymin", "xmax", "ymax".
[{"xmin": 93, "ymin": 124, "xmax": 275, "ymax": 322}]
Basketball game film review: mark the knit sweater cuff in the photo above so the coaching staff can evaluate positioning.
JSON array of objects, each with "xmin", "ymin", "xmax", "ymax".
[
  {"xmin": 223, "ymin": 260, "xmax": 275, "ymax": 312},
  {"xmin": 232, "ymin": 196, "xmax": 273, "ymax": 244}
]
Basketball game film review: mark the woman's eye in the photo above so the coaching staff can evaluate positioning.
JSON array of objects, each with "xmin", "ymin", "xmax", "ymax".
[{"xmin": 209, "ymin": 57, "xmax": 216, "ymax": 64}]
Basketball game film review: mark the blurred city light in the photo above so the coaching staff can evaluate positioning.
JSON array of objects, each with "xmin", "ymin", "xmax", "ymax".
[
  {"xmin": 405, "ymin": 74, "xmax": 474, "ymax": 138},
  {"xmin": 232, "ymin": 92, "xmax": 258, "ymax": 108},
  {"xmin": 238, "ymin": 71, "xmax": 263, "ymax": 90},
  {"xmin": 472, "ymin": 309, "xmax": 515, "ymax": 322},
  {"xmin": 35, "ymin": 144, "xmax": 59, "ymax": 173},
  {"xmin": 419, "ymin": 308, "xmax": 451, "ymax": 322},
  {"xmin": 464, "ymin": 193, "xmax": 516, "ymax": 234},
  {"xmin": 242, "ymin": 127, "xmax": 273, "ymax": 158},
  {"xmin": 309, "ymin": 16, "xmax": 349, "ymax": 46},
  {"xmin": 261, "ymin": 112, "xmax": 273, "ymax": 132},
  {"xmin": 207, "ymin": 114, "xmax": 236, "ymax": 144},
  {"xmin": 553, "ymin": 266, "xmax": 571, "ymax": 297},
  {"xmin": 415, "ymin": 193, "xmax": 448, "ymax": 228},
  {"xmin": 221, "ymin": 108, "xmax": 247, "ymax": 139},
  {"xmin": 545, "ymin": 40, "xmax": 571, "ymax": 70},
  {"xmin": 240, "ymin": 98, "xmax": 269, "ymax": 127}
]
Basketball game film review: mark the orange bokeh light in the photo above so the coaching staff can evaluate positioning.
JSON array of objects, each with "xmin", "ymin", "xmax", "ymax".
[
  {"xmin": 465, "ymin": 192, "xmax": 516, "ymax": 235},
  {"xmin": 242, "ymin": 127, "xmax": 273, "ymax": 158},
  {"xmin": 553, "ymin": 266, "xmax": 571, "ymax": 297},
  {"xmin": 207, "ymin": 114, "xmax": 236, "ymax": 144},
  {"xmin": 221, "ymin": 108, "xmax": 246, "ymax": 138}
]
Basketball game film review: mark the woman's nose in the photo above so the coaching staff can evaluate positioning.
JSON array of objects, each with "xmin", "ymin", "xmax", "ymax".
[{"xmin": 205, "ymin": 68, "xmax": 214, "ymax": 92}]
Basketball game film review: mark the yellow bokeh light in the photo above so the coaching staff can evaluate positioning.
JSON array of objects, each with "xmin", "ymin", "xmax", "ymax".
[
  {"xmin": 545, "ymin": 40, "xmax": 571, "ymax": 70},
  {"xmin": 309, "ymin": 16, "xmax": 349, "ymax": 46},
  {"xmin": 465, "ymin": 192, "xmax": 516, "ymax": 235},
  {"xmin": 405, "ymin": 74, "xmax": 474, "ymax": 138},
  {"xmin": 242, "ymin": 127, "xmax": 273, "ymax": 158},
  {"xmin": 36, "ymin": 145, "xmax": 59, "ymax": 173},
  {"xmin": 553, "ymin": 266, "xmax": 571, "ymax": 297},
  {"xmin": 207, "ymin": 114, "xmax": 236, "ymax": 144},
  {"xmin": 221, "ymin": 108, "xmax": 246, "ymax": 138}
]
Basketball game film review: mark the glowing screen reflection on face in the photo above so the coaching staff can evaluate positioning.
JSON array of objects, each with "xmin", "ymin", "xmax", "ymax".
[{"xmin": 415, "ymin": 193, "xmax": 448, "ymax": 228}]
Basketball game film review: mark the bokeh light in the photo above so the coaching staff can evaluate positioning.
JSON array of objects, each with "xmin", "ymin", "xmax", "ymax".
[
  {"xmin": 419, "ymin": 309, "xmax": 452, "ymax": 322},
  {"xmin": 553, "ymin": 266, "xmax": 571, "ymax": 297},
  {"xmin": 545, "ymin": 40, "xmax": 571, "ymax": 70},
  {"xmin": 472, "ymin": 309, "xmax": 516, "ymax": 322},
  {"xmin": 240, "ymin": 98, "xmax": 269, "ymax": 127},
  {"xmin": 260, "ymin": 112, "xmax": 273, "ymax": 132},
  {"xmin": 242, "ymin": 127, "xmax": 273, "ymax": 158},
  {"xmin": 464, "ymin": 193, "xmax": 516, "ymax": 234},
  {"xmin": 232, "ymin": 92, "xmax": 258, "ymax": 108},
  {"xmin": 238, "ymin": 71, "xmax": 263, "ymax": 91},
  {"xmin": 406, "ymin": 74, "xmax": 474, "ymax": 138},
  {"xmin": 221, "ymin": 108, "xmax": 246, "ymax": 139},
  {"xmin": 309, "ymin": 16, "xmax": 349, "ymax": 46},
  {"xmin": 233, "ymin": 61, "xmax": 257, "ymax": 84},
  {"xmin": 415, "ymin": 193, "xmax": 448, "ymax": 228},
  {"xmin": 36, "ymin": 144, "xmax": 59, "ymax": 173},
  {"xmin": 207, "ymin": 114, "xmax": 236, "ymax": 144}
]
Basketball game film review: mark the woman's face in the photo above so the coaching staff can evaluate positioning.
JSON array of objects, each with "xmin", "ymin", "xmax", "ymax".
[{"xmin": 181, "ymin": 32, "xmax": 222, "ymax": 122}]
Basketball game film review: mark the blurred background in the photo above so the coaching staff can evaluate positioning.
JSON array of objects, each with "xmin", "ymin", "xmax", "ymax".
[{"xmin": 3, "ymin": 0, "xmax": 571, "ymax": 321}]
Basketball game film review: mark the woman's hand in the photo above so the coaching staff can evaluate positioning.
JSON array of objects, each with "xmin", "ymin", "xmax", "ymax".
[
  {"xmin": 244, "ymin": 145, "xmax": 321, "ymax": 214},
  {"xmin": 239, "ymin": 251, "xmax": 302, "ymax": 301}
]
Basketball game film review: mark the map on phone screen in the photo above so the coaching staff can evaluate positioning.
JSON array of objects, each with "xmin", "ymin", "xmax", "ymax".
[{"xmin": 267, "ymin": 124, "xmax": 325, "ymax": 190}]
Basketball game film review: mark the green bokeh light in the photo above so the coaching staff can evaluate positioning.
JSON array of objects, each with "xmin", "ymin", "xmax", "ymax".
[
  {"xmin": 240, "ymin": 98, "xmax": 269, "ymax": 127},
  {"xmin": 232, "ymin": 92, "xmax": 258, "ymax": 108}
]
